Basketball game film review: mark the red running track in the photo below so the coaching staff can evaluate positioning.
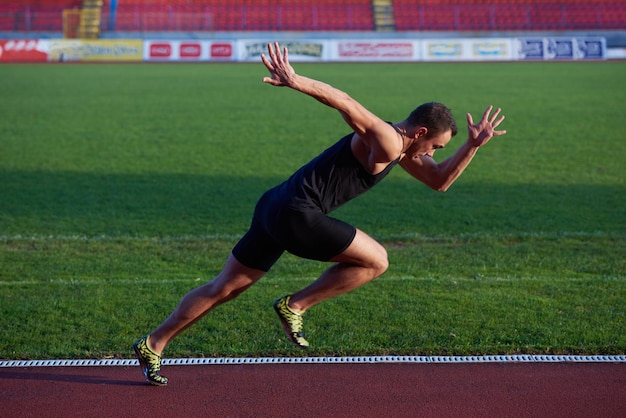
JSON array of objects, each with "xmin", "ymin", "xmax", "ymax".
[{"xmin": 1, "ymin": 362, "xmax": 625, "ymax": 417}]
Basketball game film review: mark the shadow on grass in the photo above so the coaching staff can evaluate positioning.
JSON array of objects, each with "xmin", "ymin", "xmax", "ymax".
[{"xmin": 1, "ymin": 170, "xmax": 624, "ymax": 237}]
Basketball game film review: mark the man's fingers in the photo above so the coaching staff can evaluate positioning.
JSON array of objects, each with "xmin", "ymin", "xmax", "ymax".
[
  {"xmin": 266, "ymin": 42, "xmax": 288, "ymax": 69},
  {"xmin": 492, "ymin": 115, "xmax": 505, "ymax": 128},
  {"xmin": 481, "ymin": 105, "xmax": 494, "ymax": 122},
  {"xmin": 260, "ymin": 53, "xmax": 274, "ymax": 70},
  {"xmin": 466, "ymin": 112, "xmax": 474, "ymax": 126},
  {"xmin": 267, "ymin": 42, "xmax": 279, "ymax": 64},
  {"xmin": 489, "ymin": 107, "xmax": 502, "ymax": 124},
  {"xmin": 271, "ymin": 42, "xmax": 284, "ymax": 63}
]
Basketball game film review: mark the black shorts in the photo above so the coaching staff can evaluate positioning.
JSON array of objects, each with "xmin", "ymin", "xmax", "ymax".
[{"xmin": 232, "ymin": 201, "xmax": 357, "ymax": 272}]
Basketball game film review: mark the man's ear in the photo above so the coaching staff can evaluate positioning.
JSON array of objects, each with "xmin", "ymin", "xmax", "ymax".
[{"xmin": 415, "ymin": 127, "xmax": 428, "ymax": 139}]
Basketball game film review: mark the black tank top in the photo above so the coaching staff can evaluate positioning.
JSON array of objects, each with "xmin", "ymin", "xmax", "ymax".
[{"xmin": 266, "ymin": 133, "xmax": 400, "ymax": 214}]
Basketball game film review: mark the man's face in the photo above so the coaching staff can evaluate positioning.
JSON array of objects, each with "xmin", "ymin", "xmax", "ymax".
[{"xmin": 410, "ymin": 129, "xmax": 453, "ymax": 158}]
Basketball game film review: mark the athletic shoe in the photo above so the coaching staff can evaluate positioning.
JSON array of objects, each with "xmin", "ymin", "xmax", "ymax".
[
  {"xmin": 133, "ymin": 335, "xmax": 168, "ymax": 386},
  {"xmin": 273, "ymin": 295, "xmax": 309, "ymax": 349}
]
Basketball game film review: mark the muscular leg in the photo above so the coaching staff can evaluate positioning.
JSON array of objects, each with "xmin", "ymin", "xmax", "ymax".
[
  {"xmin": 287, "ymin": 229, "xmax": 388, "ymax": 313},
  {"xmin": 147, "ymin": 254, "xmax": 266, "ymax": 354}
]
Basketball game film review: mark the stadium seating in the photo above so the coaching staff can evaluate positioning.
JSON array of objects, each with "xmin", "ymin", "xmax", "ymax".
[
  {"xmin": 11, "ymin": 0, "xmax": 80, "ymax": 5},
  {"xmin": 0, "ymin": 0, "xmax": 624, "ymax": 32},
  {"xmin": 108, "ymin": 1, "xmax": 373, "ymax": 31},
  {"xmin": 0, "ymin": 1, "xmax": 81, "ymax": 32},
  {"xmin": 393, "ymin": 1, "xmax": 626, "ymax": 31}
]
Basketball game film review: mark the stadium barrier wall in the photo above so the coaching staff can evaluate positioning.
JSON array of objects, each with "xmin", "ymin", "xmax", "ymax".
[{"xmin": 0, "ymin": 36, "xmax": 608, "ymax": 63}]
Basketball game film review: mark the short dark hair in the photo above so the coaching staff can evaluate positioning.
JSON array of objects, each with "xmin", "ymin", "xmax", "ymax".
[{"xmin": 407, "ymin": 102, "xmax": 458, "ymax": 138}]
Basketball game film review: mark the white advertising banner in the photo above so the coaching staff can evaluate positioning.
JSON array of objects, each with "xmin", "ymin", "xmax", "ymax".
[
  {"xmin": 237, "ymin": 40, "xmax": 328, "ymax": 62},
  {"xmin": 421, "ymin": 39, "xmax": 514, "ymax": 62},
  {"xmin": 331, "ymin": 40, "xmax": 419, "ymax": 61},
  {"xmin": 143, "ymin": 40, "xmax": 235, "ymax": 61}
]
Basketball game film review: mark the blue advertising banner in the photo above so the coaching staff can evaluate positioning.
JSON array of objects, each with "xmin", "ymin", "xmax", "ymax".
[
  {"xmin": 517, "ymin": 39, "xmax": 544, "ymax": 60},
  {"xmin": 576, "ymin": 38, "xmax": 605, "ymax": 60},
  {"xmin": 547, "ymin": 39, "xmax": 575, "ymax": 59},
  {"xmin": 517, "ymin": 37, "xmax": 606, "ymax": 61}
]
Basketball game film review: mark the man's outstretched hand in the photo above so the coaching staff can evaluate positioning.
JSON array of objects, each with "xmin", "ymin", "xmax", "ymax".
[
  {"xmin": 466, "ymin": 105, "xmax": 507, "ymax": 147},
  {"xmin": 261, "ymin": 42, "xmax": 296, "ymax": 87}
]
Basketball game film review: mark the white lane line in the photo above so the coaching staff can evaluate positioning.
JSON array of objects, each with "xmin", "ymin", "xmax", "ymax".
[{"xmin": 1, "ymin": 355, "xmax": 625, "ymax": 368}]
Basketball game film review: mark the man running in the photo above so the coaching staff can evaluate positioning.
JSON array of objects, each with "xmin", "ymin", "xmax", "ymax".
[{"xmin": 133, "ymin": 42, "xmax": 507, "ymax": 385}]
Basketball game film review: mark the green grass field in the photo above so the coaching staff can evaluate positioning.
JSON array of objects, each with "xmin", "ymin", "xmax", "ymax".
[{"xmin": 1, "ymin": 61, "xmax": 624, "ymax": 359}]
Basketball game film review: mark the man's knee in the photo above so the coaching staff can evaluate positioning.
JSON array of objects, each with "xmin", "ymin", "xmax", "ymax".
[
  {"xmin": 358, "ymin": 241, "xmax": 388, "ymax": 277},
  {"xmin": 334, "ymin": 230, "xmax": 389, "ymax": 277},
  {"xmin": 370, "ymin": 245, "xmax": 389, "ymax": 277}
]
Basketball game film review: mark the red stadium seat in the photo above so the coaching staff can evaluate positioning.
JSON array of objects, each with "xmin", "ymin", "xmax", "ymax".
[{"xmin": 493, "ymin": 5, "xmax": 531, "ymax": 30}]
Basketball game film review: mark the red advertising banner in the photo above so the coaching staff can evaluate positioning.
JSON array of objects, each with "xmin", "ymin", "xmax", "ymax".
[
  {"xmin": 0, "ymin": 39, "xmax": 49, "ymax": 62},
  {"xmin": 180, "ymin": 42, "xmax": 201, "ymax": 58},
  {"xmin": 210, "ymin": 43, "xmax": 233, "ymax": 59},
  {"xmin": 149, "ymin": 43, "xmax": 172, "ymax": 59}
]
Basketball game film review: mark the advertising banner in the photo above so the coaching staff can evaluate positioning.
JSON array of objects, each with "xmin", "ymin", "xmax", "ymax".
[
  {"xmin": 516, "ymin": 38, "xmax": 606, "ymax": 60},
  {"xmin": 238, "ymin": 40, "xmax": 327, "ymax": 62},
  {"xmin": 470, "ymin": 40, "xmax": 513, "ymax": 61},
  {"xmin": 143, "ymin": 40, "xmax": 235, "ymax": 61},
  {"xmin": 0, "ymin": 39, "xmax": 49, "ymax": 62},
  {"xmin": 48, "ymin": 40, "xmax": 142, "ymax": 62},
  {"xmin": 546, "ymin": 38, "xmax": 575, "ymax": 60},
  {"xmin": 1, "ymin": 37, "xmax": 608, "ymax": 63},
  {"xmin": 574, "ymin": 38, "xmax": 606, "ymax": 60},
  {"xmin": 332, "ymin": 41, "xmax": 418, "ymax": 61},
  {"xmin": 517, "ymin": 38, "xmax": 545, "ymax": 60},
  {"xmin": 421, "ymin": 39, "xmax": 513, "ymax": 61},
  {"xmin": 423, "ymin": 40, "xmax": 463, "ymax": 61}
]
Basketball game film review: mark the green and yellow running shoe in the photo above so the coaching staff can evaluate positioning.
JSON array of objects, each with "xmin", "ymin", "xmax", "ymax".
[
  {"xmin": 133, "ymin": 335, "xmax": 168, "ymax": 386},
  {"xmin": 273, "ymin": 295, "xmax": 309, "ymax": 349}
]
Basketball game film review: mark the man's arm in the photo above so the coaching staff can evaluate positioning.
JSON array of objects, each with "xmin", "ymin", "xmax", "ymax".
[
  {"xmin": 261, "ymin": 43, "xmax": 401, "ymax": 164},
  {"xmin": 400, "ymin": 106, "xmax": 506, "ymax": 192}
]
